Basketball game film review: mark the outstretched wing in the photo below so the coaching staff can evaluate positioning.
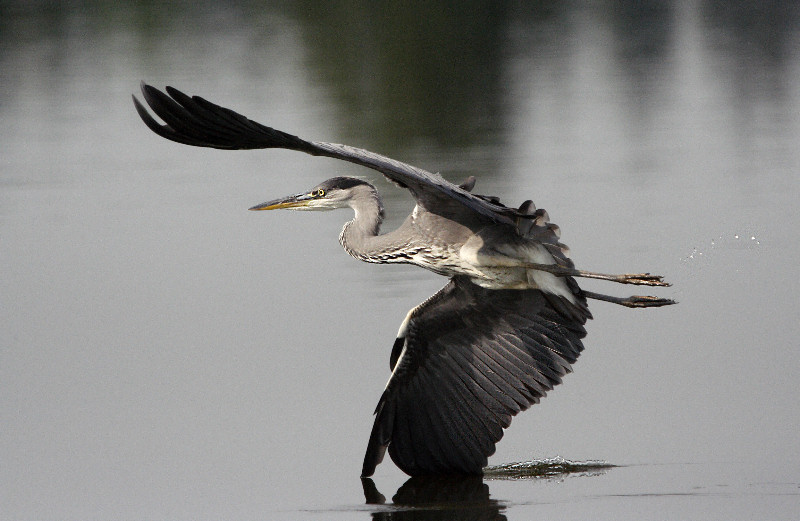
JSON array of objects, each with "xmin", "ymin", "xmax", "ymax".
[
  {"xmin": 362, "ymin": 276, "xmax": 587, "ymax": 477},
  {"xmin": 133, "ymin": 82, "xmax": 522, "ymax": 225}
]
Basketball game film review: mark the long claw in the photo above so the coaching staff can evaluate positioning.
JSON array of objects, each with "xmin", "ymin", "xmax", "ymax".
[
  {"xmin": 618, "ymin": 295, "xmax": 677, "ymax": 308},
  {"xmin": 612, "ymin": 273, "xmax": 671, "ymax": 287},
  {"xmin": 583, "ymin": 291, "xmax": 677, "ymax": 308}
]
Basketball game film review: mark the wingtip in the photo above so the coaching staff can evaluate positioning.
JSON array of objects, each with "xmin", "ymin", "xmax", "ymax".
[
  {"xmin": 361, "ymin": 441, "xmax": 387, "ymax": 478},
  {"xmin": 140, "ymin": 82, "xmax": 160, "ymax": 102},
  {"xmin": 138, "ymin": 80, "xmax": 155, "ymax": 99},
  {"xmin": 133, "ymin": 80, "xmax": 148, "ymax": 106},
  {"xmin": 131, "ymin": 93, "xmax": 148, "ymax": 119},
  {"xmin": 164, "ymin": 85, "xmax": 184, "ymax": 101}
]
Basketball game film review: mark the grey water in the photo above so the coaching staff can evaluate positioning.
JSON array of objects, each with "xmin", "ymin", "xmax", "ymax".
[{"xmin": 2, "ymin": 2, "xmax": 799, "ymax": 520}]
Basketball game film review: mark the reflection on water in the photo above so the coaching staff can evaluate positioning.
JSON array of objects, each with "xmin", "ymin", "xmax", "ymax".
[
  {"xmin": 3, "ymin": 1, "xmax": 798, "ymax": 165},
  {"xmin": 363, "ymin": 476, "xmax": 505, "ymax": 521},
  {"xmin": 289, "ymin": 2, "xmax": 512, "ymax": 150},
  {"xmin": 360, "ymin": 459, "xmax": 614, "ymax": 520},
  {"xmin": 3, "ymin": 1, "xmax": 797, "ymax": 194}
]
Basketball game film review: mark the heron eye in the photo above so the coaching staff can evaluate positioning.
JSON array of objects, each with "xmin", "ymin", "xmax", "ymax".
[{"xmin": 311, "ymin": 189, "xmax": 325, "ymax": 197}]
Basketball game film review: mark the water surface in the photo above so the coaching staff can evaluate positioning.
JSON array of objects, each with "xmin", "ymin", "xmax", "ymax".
[{"xmin": 2, "ymin": 2, "xmax": 799, "ymax": 519}]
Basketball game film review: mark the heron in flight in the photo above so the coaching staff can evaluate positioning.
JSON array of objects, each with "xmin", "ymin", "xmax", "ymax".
[{"xmin": 133, "ymin": 83, "xmax": 675, "ymax": 477}]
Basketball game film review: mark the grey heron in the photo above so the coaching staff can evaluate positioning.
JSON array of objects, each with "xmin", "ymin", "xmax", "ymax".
[{"xmin": 133, "ymin": 83, "xmax": 675, "ymax": 477}]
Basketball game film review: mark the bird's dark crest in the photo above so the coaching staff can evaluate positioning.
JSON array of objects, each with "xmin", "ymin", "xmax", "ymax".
[{"xmin": 316, "ymin": 176, "xmax": 372, "ymax": 191}]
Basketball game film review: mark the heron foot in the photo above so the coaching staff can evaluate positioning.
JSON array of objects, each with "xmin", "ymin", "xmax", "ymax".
[
  {"xmin": 617, "ymin": 295, "xmax": 677, "ymax": 308},
  {"xmin": 610, "ymin": 273, "xmax": 671, "ymax": 287},
  {"xmin": 583, "ymin": 291, "xmax": 677, "ymax": 308}
]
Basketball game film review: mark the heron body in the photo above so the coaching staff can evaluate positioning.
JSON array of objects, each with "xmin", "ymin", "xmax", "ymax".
[
  {"xmin": 309, "ymin": 176, "xmax": 583, "ymax": 301},
  {"xmin": 133, "ymin": 83, "xmax": 674, "ymax": 477}
]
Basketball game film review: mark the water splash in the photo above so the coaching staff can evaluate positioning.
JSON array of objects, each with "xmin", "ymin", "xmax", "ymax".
[
  {"xmin": 483, "ymin": 456, "xmax": 614, "ymax": 479},
  {"xmin": 681, "ymin": 232, "xmax": 761, "ymax": 266}
]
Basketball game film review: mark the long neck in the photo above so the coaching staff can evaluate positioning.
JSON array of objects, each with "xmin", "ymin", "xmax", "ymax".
[{"xmin": 338, "ymin": 185, "xmax": 402, "ymax": 263}]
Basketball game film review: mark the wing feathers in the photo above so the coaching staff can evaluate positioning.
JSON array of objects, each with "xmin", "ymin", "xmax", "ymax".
[
  {"xmin": 429, "ymin": 380, "xmax": 490, "ymax": 472},
  {"xmin": 446, "ymin": 343, "xmax": 522, "ymax": 418},
  {"xmin": 363, "ymin": 277, "xmax": 587, "ymax": 476},
  {"xmin": 133, "ymin": 83, "xmax": 530, "ymax": 225},
  {"xmin": 415, "ymin": 370, "xmax": 482, "ymax": 472},
  {"xmin": 361, "ymin": 395, "xmax": 393, "ymax": 477},
  {"xmin": 434, "ymin": 349, "xmax": 512, "ymax": 434}
]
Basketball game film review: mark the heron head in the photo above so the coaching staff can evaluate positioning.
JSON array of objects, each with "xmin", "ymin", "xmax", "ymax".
[{"xmin": 249, "ymin": 176, "xmax": 373, "ymax": 212}]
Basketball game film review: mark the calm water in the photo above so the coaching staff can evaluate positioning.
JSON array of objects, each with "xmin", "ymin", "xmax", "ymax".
[{"xmin": 2, "ymin": 2, "xmax": 799, "ymax": 520}]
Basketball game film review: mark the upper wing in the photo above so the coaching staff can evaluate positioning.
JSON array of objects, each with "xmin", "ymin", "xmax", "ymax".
[
  {"xmin": 361, "ymin": 276, "xmax": 587, "ymax": 477},
  {"xmin": 133, "ymin": 82, "xmax": 522, "ymax": 225}
]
